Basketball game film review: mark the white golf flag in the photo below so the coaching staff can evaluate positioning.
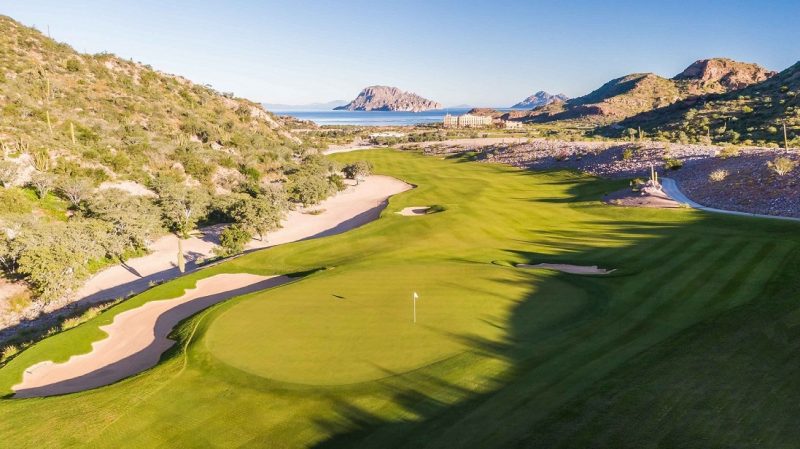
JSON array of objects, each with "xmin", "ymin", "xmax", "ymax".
[{"xmin": 412, "ymin": 292, "xmax": 419, "ymax": 323}]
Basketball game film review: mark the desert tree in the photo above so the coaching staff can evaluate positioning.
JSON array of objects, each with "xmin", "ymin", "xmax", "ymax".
[
  {"xmin": 84, "ymin": 188, "xmax": 163, "ymax": 253},
  {"xmin": 57, "ymin": 176, "xmax": 94, "ymax": 207},
  {"xmin": 153, "ymin": 180, "xmax": 210, "ymax": 238},
  {"xmin": 28, "ymin": 172, "xmax": 54, "ymax": 198},
  {"xmin": 342, "ymin": 161, "xmax": 372, "ymax": 185},
  {"xmin": 0, "ymin": 160, "xmax": 20, "ymax": 187},
  {"xmin": 229, "ymin": 185, "xmax": 287, "ymax": 241}
]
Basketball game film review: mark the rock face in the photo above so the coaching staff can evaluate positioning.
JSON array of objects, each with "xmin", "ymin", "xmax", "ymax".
[
  {"xmin": 334, "ymin": 86, "xmax": 442, "ymax": 112},
  {"xmin": 511, "ymin": 91, "xmax": 569, "ymax": 109},
  {"xmin": 673, "ymin": 58, "xmax": 776, "ymax": 91}
]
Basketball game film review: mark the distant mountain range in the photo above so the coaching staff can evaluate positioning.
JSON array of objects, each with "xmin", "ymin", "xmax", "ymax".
[
  {"xmin": 613, "ymin": 60, "xmax": 799, "ymax": 145},
  {"xmin": 505, "ymin": 58, "xmax": 775, "ymax": 124},
  {"xmin": 511, "ymin": 91, "xmax": 569, "ymax": 109},
  {"xmin": 335, "ymin": 85, "xmax": 442, "ymax": 112},
  {"xmin": 263, "ymin": 100, "xmax": 348, "ymax": 111}
]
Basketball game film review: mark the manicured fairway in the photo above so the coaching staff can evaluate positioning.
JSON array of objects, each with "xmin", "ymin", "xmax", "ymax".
[{"xmin": 1, "ymin": 150, "xmax": 799, "ymax": 448}]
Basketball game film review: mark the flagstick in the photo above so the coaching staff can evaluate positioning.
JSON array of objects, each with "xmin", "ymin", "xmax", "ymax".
[{"xmin": 413, "ymin": 293, "xmax": 416, "ymax": 324}]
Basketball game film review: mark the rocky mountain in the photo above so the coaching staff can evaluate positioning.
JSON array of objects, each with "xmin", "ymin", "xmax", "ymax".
[
  {"xmin": 511, "ymin": 91, "xmax": 569, "ymax": 109},
  {"xmin": 673, "ymin": 58, "xmax": 775, "ymax": 92},
  {"xmin": 507, "ymin": 58, "xmax": 774, "ymax": 124},
  {"xmin": 614, "ymin": 61, "xmax": 799, "ymax": 146},
  {"xmin": 334, "ymin": 85, "xmax": 442, "ymax": 112}
]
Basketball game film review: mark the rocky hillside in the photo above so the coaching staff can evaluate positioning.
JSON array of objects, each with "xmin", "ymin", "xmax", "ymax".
[
  {"xmin": 511, "ymin": 91, "xmax": 568, "ymax": 109},
  {"xmin": 0, "ymin": 15, "xmax": 348, "ymax": 317},
  {"xmin": 334, "ymin": 85, "xmax": 442, "ymax": 112},
  {"xmin": 508, "ymin": 58, "xmax": 773, "ymax": 124},
  {"xmin": 0, "ymin": 15, "xmax": 302, "ymax": 191},
  {"xmin": 673, "ymin": 58, "xmax": 775, "ymax": 92},
  {"xmin": 614, "ymin": 61, "xmax": 799, "ymax": 147}
]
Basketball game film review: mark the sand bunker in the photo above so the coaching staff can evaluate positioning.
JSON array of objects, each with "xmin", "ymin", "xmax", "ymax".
[
  {"xmin": 12, "ymin": 273, "xmax": 290, "ymax": 398},
  {"xmin": 517, "ymin": 263, "xmax": 616, "ymax": 275},
  {"xmin": 397, "ymin": 206, "xmax": 431, "ymax": 216}
]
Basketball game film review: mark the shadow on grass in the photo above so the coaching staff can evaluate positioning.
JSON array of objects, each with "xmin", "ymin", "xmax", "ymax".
[{"xmin": 306, "ymin": 175, "xmax": 800, "ymax": 449}]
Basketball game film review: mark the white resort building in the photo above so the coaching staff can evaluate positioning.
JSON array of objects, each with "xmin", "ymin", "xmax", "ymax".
[{"xmin": 443, "ymin": 113, "xmax": 493, "ymax": 128}]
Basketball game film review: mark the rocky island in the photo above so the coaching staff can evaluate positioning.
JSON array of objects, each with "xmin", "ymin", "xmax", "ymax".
[
  {"xmin": 334, "ymin": 85, "xmax": 442, "ymax": 112},
  {"xmin": 511, "ymin": 91, "xmax": 569, "ymax": 109}
]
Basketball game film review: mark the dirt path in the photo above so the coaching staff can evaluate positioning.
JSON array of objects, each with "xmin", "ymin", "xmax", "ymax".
[{"xmin": 12, "ymin": 274, "xmax": 290, "ymax": 398}]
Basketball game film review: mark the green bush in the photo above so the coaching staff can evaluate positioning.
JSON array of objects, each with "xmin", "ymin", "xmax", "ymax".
[
  {"xmin": 214, "ymin": 224, "xmax": 251, "ymax": 257},
  {"xmin": 663, "ymin": 157, "xmax": 683, "ymax": 170}
]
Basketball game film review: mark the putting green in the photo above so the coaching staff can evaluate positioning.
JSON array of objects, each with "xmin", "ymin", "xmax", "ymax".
[
  {"xmin": 0, "ymin": 149, "xmax": 798, "ymax": 448},
  {"xmin": 206, "ymin": 263, "xmax": 588, "ymax": 384}
]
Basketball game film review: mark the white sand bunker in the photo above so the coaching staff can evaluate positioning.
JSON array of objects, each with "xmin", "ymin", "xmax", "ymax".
[
  {"xmin": 13, "ymin": 273, "xmax": 290, "ymax": 398},
  {"xmin": 517, "ymin": 263, "xmax": 616, "ymax": 275},
  {"xmin": 397, "ymin": 206, "xmax": 431, "ymax": 216}
]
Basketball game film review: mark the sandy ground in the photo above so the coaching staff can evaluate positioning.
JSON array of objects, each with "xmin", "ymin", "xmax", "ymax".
[
  {"xmin": 396, "ymin": 206, "xmax": 430, "ymax": 216},
  {"xmin": 517, "ymin": 263, "xmax": 616, "ymax": 275},
  {"xmin": 604, "ymin": 187, "xmax": 682, "ymax": 209},
  {"xmin": 12, "ymin": 274, "xmax": 290, "ymax": 398},
  {"xmin": 70, "ymin": 175, "xmax": 411, "ymax": 309}
]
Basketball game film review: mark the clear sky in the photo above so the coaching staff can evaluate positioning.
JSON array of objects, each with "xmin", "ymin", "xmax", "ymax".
[{"xmin": 3, "ymin": 1, "xmax": 799, "ymax": 107}]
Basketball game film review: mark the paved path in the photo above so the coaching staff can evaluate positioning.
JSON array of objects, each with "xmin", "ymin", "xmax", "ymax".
[{"xmin": 662, "ymin": 178, "xmax": 800, "ymax": 223}]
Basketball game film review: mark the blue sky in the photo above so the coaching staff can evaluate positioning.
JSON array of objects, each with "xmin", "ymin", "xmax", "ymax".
[{"xmin": 3, "ymin": 1, "xmax": 799, "ymax": 107}]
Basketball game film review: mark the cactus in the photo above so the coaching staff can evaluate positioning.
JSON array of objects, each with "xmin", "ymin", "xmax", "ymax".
[
  {"xmin": 17, "ymin": 138, "xmax": 29, "ymax": 154},
  {"xmin": 46, "ymin": 110, "xmax": 53, "ymax": 134},
  {"xmin": 70, "ymin": 121, "xmax": 76, "ymax": 144},
  {"xmin": 177, "ymin": 238, "xmax": 185, "ymax": 273},
  {"xmin": 783, "ymin": 120, "xmax": 789, "ymax": 150},
  {"xmin": 30, "ymin": 148, "xmax": 51, "ymax": 172}
]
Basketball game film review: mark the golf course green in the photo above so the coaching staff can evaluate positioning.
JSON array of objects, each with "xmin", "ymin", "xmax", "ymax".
[{"xmin": 1, "ymin": 149, "xmax": 799, "ymax": 448}]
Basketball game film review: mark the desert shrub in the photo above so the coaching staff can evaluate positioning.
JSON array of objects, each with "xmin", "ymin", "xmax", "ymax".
[
  {"xmin": 328, "ymin": 173, "xmax": 346, "ymax": 191},
  {"xmin": 342, "ymin": 161, "xmax": 372, "ymax": 184},
  {"xmin": 65, "ymin": 58, "xmax": 81, "ymax": 72},
  {"xmin": 663, "ymin": 157, "xmax": 683, "ymax": 170},
  {"xmin": 767, "ymin": 157, "xmax": 797, "ymax": 176},
  {"xmin": 708, "ymin": 169, "xmax": 729, "ymax": 182},
  {"xmin": 621, "ymin": 148, "xmax": 634, "ymax": 161},
  {"xmin": 0, "ymin": 345, "xmax": 20, "ymax": 363},
  {"xmin": 7, "ymin": 290, "xmax": 32, "ymax": 312},
  {"xmin": 0, "ymin": 188, "xmax": 33, "ymax": 214},
  {"xmin": 0, "ymin": 160, "xmax": 20, "ymax": 186},
  {"xmin": 214, "ymin": 224, "xmax": 250, "ymax": 257},
  {"xmin": 717, "ymin": 146, "xmax": 741, "ymax": 159}
]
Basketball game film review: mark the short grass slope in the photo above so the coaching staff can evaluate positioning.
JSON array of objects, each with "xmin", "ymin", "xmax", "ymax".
[{"xmin": 0, "ymin": 150, "xmax": 799, "ymax": 448}]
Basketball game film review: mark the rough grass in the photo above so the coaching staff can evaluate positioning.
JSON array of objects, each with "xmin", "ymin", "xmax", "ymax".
[{"xmin": 0, "ymin": 150, "xmax": 798, "ymax": 448}]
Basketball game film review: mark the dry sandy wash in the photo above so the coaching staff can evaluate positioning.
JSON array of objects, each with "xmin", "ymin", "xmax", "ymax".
[
  {"xmin": 517, "ymin": 263, "xmax": 616, "ymax": 275},
  {"xmin": 13, "ymin": 274, "xmax": 289, "ymax": 398}
]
